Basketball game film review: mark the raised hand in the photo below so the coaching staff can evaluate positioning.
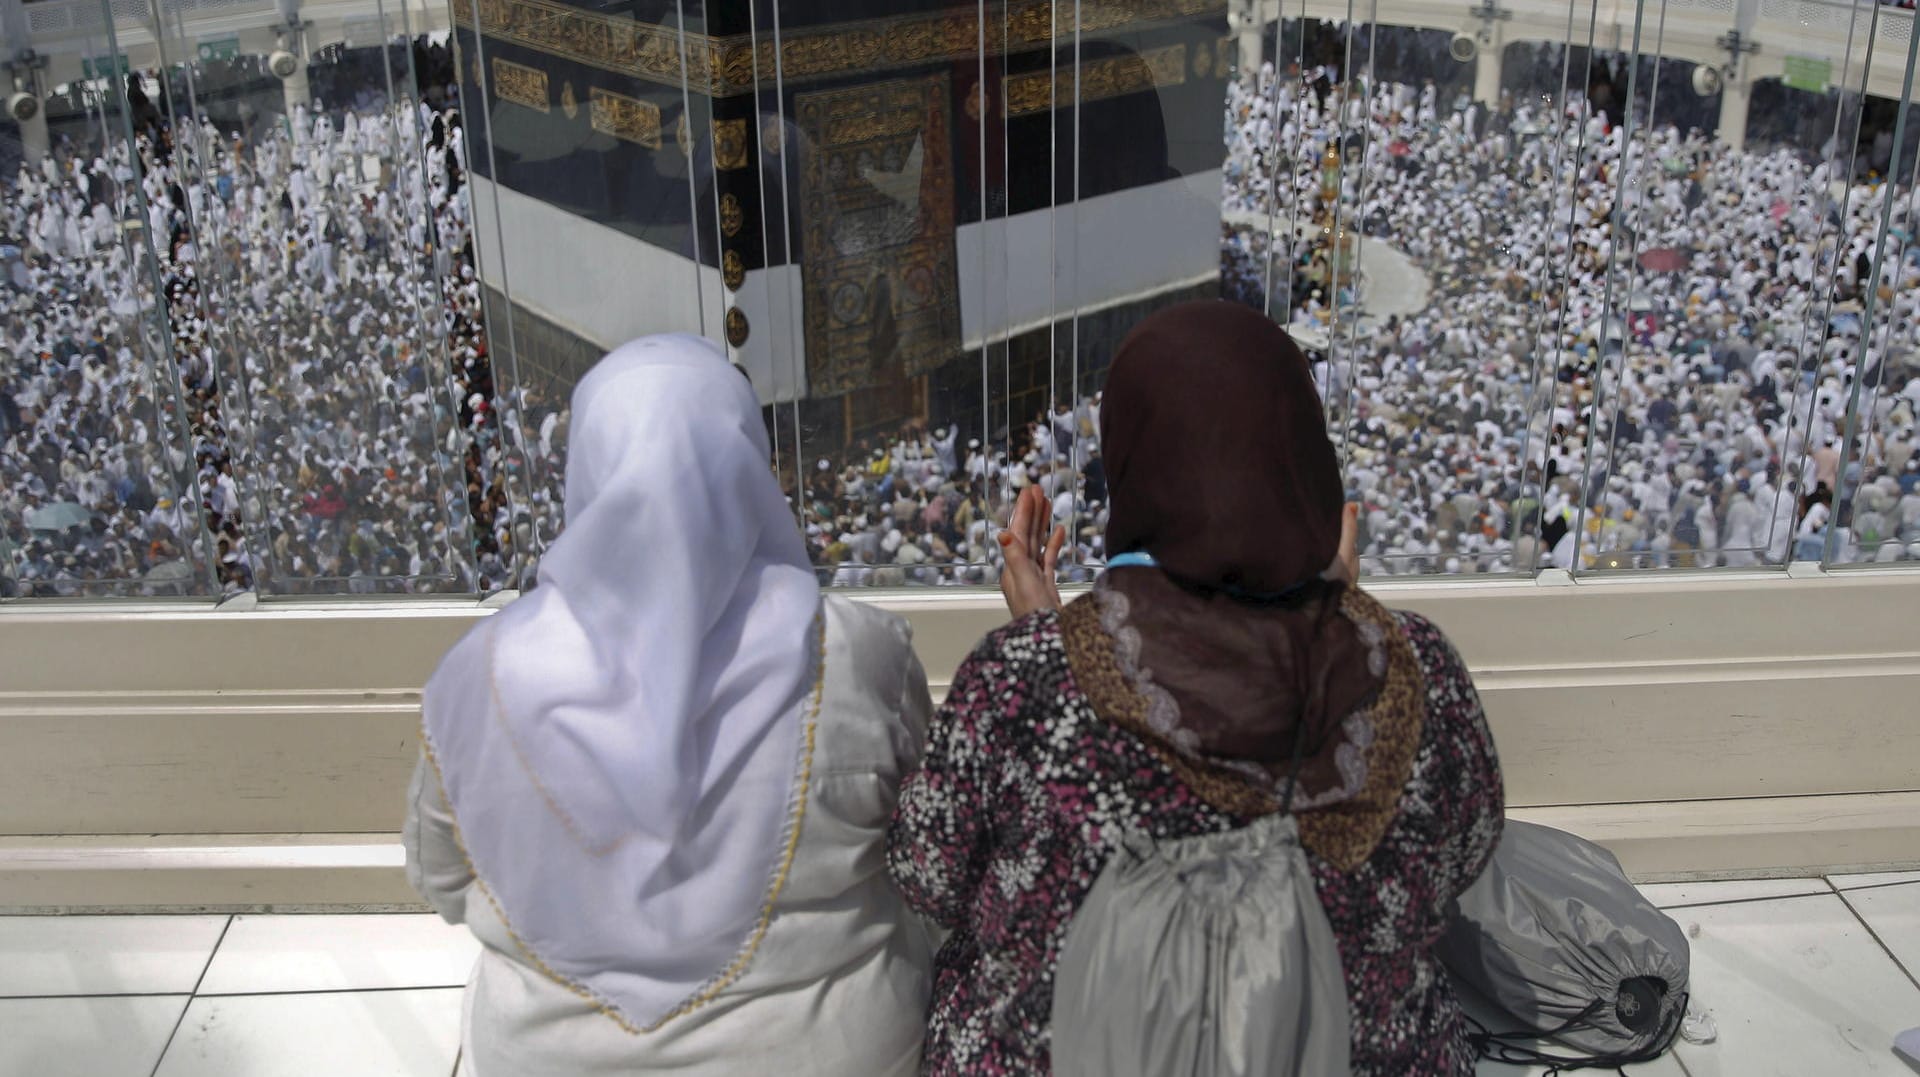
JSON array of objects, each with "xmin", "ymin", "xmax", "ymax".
[
  {"xmin": 999, "ymin": 484, "xmax": 1065, "ymax": 619},
  {"xmin": 1334, "ymin": 501, "xmax": 1361, "ymax": 585}
]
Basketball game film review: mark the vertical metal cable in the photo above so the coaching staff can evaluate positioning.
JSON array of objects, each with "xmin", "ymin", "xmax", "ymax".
[
  {"xmin": 670, "ymin": 0, "xmax": 709, "ymax": 342},
  {"xmin": 1508, "ymin": 0, "xmax": 1600, "ymax": 574},
  {"xmin": 1585, "ymin": 0, "xmax": 1671, "ymax": 574},
  {"xmin": 103, "ymin": 11, "xmax": 224, "ymax": 594},
  {"xmin": 1828, "ymin": 8, "xmax": 1918, "ymax": 564},
  {"xmin": 1567, "ymin": 0, "xmax": 1654, "ymax": 576}
]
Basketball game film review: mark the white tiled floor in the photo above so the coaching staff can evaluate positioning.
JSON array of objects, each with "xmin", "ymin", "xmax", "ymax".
[
  {"xmin": 1633, "ymin": 877, "xmax": 1835, "ymax": 908},
  {"xmin": 0, "ymin": 875, "xmax": 1914, "ymax": 1077},
  {"xmin": 1670, "ymin": 893, "xmax": 1920, "ymax": 1076},
  {"xmin": 152, "ymin": 990, "xmax": 463, "ymax": 1077},
  {"xmin": 1843, "ymin": 883, "xmax": 1920, "ymax": 990},
  {"xmin": 0, "ymin": 996, "xmax": 188, "ymax": 1076},
  {"xmin": 194, "ymin": 914, "xmax": 479, "ymax": 996},
  {"xmin": 0, "ymin": 915, "xmax": 228, "ymax": 997}
]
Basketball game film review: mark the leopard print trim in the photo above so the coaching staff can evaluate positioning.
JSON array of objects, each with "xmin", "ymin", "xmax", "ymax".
[{"xmin": 1059, "ymin": 586, "xmax": 1426, "ymax": 871}]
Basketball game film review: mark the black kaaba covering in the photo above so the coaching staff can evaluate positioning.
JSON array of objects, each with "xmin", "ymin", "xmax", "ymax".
[{"xmin": 452, "ymin": 0, "xmax": 1227, "ymax": 399}]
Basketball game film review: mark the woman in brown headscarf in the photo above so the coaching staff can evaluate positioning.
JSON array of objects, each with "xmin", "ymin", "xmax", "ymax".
[{"xmin": 888, "ymin": 300, "xmax": 1504, "ymax": 1076}]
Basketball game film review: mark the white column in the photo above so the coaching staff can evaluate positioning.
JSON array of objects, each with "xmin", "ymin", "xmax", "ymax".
[
  {"xmin": 281, "ymin": 60, "xmax": 311, "ymax": 113},
  {"xmin": 275, "ymin": 0, "xmax": 309, "ymax": 114},
  {"xmin": 17, "ymin": 93, "xmax": 49, "ymax": 162},
  {"xmin": 1719, "ymin": 0, "xmax": 1760, "ymax": 152},
  {"xmin": 1, "ymin": 0, "xmax": 45, "ymax": 161},
  {"xmin": 1473, "ymin": 33, "xmax": 1504, "ymax": 107},
  {"xmin": 1237, "ymin": 0, "xmax": 1264, "ymax": 81},
  {"xmin": 1717, "ymin": 69, "xmax": 1751, "ymax": 152}
]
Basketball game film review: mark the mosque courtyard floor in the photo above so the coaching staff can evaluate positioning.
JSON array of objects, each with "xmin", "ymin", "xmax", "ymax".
[{"xmin": 0, "ymin": 871, "xmax": 1914, "ymax": 1076}]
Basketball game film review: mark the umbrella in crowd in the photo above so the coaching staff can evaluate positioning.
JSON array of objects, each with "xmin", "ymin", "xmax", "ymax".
[
  {"xmin": 26, "ymin": 502, "xmax": 89, "ymax": 533},
  {"xmin": 1637, "ymin": 247, "xmax": 1689, "ymax": 273}
]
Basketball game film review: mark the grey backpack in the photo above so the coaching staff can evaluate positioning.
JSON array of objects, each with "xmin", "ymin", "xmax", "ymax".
[
  {"xmin": 1438, "ymin": 820, "xmax": 1691, "ymax": 1071},
  {"xmin": 1051, "ymin": 785, "xmax": 1351, "ymax": 1076}
]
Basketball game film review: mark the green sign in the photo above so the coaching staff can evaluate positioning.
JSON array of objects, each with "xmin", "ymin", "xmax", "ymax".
[
  {"xmin": 82, "ymin": 54, "xmax": 130, "ymax": 80},
  {"xmin": 1783, "ymin": 54, "xmax": 1831, "ymax": 93},
  {"xmin": 196, "ymin": 36, "xmax": 241, "ymax": 63}
]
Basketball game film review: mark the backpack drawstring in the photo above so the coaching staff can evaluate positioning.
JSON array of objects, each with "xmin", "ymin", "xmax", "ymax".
[{"xmin": 1463, "ymin": 990, "xmax": 1690, "ymax": 1076}]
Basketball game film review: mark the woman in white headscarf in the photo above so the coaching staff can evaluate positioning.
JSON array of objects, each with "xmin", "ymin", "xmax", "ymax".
[{"xmin": 404, "ymin": 335, "xmax": 934, "ymax": 1075}]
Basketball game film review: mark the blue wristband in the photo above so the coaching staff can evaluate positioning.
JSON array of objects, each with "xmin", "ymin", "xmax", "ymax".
[{"xmin": 1103, "ymin": 549, "xmax": 1315, "ymax": 602}]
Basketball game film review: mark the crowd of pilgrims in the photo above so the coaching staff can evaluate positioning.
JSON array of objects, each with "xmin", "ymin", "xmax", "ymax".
[
  {"xmin": 7, "ymin": 50, "xmax": 1920, "ymax": 595},
  {"xmin": 1, "ymin": 50, "xmax": 566, "ymax": 597},
  {"xmin": 1214, "ymin": 63, "xmax": 1920, "ymax": 574}
]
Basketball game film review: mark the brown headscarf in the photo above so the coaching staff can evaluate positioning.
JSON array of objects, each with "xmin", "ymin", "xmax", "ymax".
[
  {"xmin": 1102, "ymin": 300, "xmax": 1346, "ymax": 591},
  {"xmin": 1063, "ymin": 300, "xmax": 1425, "ymax": 869}
]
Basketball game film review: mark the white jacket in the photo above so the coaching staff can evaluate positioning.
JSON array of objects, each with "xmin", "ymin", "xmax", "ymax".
[{"xmin": 405, "ymin": 595, "xmax": 935, "ymax": 1077}]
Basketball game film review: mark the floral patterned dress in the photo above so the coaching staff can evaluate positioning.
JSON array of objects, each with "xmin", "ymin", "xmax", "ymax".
[{"xmin": 886, "ymin": 604, "xmax": 1504, "ymax": 1076}]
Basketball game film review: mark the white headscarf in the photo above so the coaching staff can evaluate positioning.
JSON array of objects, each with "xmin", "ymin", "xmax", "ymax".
[{"xmin": 421, "ymin": 334, "xmax": 821, "ymax": 1031}]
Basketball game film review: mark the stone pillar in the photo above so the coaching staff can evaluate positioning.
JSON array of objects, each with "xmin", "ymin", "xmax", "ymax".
[
  {"xmin": 1717, "ymin": 68, "xmax": 1751, "ymax": 152},
  {"xmin": 1473, "ymin": 33, "xmax": 1504, "ymax": 107}
]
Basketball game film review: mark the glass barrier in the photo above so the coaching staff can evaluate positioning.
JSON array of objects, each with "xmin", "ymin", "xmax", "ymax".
[{"xmin": 1, "ymin": 0, "xmax": 1917, "ymax": 600}]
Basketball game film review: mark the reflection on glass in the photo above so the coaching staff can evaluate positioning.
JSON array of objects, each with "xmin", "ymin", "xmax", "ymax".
[
  {"xmin": 2, "ymin": 0, "xmax": 513, "ymax": 596},
  {"xmin": 2, "ymin": 54, "xmax": 213, "ymax": 597},
  {"xmin": 162, "ymin": 36, "xmax": 484, "ymax": 595},
  {"xmin": 5, "ymin": 0, "xmax": 1920, "ymax": 598},
  {"xmin": 1230, "ymin": 24, "xmax": 1576, "ymax": 576}
]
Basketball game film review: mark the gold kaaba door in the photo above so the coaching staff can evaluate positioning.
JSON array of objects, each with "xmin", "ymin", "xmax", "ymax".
[{"xmin": 796, "ymin": 74, "xmax": 962, "ymax": 437}]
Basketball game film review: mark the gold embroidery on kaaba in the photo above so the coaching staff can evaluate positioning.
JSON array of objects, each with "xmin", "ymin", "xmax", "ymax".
[
  {"xmin": 760, "ymin": 115, "xmax": 785, "ymax": 157},
  {"xmin": 560, "ymin": 81, "xmax": 579, "ymax": 118},
  {"xmin": 744, "ymin": 0, "xmax": 1222, "ymax": 92},
  {"xmin": 720, "ymin": 194, "xmax": 745, "ymax": 237},
  {"xmin": 796, "ymin": 75, "xmax": 961, "ymax": 398},
  {"xmin": 725, "ymin": 307, "xmax": 750, "ymax": 347},
  {"xmin": 1004, "ymin": 44, "xmax": 1187, "ymax": 117},
  {"xmin": 1190, "ymin": 40, "xmax": 1212, "ymax": 79},
  {"xmin": 491, "ymin": 58, "xmax": 550, "ymax": 112},
  {"xmin": 713, "ymin": 119, "xmax": 750, "ymax": 170},
  {"xmin": 1215, "ymin": 34, "xmax": 1235, "ymax": 77},
  {"xmin": 589, "ymin": 87, "xmax": 662, "ymax": 148},
  {"xmin": 452, "ymin": 0, "xmax": 1226, "ymax": 97},
  {"xmin": 723, "ymin": 250, "xmax": 745, "ymax": 291},
  {"xmin": 1002, "ymin": 70, "xmax": 1053, "ymax": 117},
  {"xmin": 455, "ymin": 0, "xmax": 701, "ymax": 91},
  {"xmin": 676, "ymin": 112, "xmax": 692, "ymax": 157}
]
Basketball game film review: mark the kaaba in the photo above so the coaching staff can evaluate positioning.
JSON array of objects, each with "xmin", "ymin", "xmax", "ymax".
[{"xmin": 450, "ymin": 0, "xmax": 1230, "ymax": 440}]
